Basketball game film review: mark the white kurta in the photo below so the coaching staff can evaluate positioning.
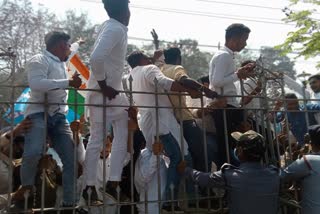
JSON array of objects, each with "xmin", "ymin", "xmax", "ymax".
[
  {"xmin": 135, "ymin": 148, "xmax": 167, "ymax": 214},
  {"xmin": 130, "ymin": 65, "xmax": 189, "ymax": 155}
]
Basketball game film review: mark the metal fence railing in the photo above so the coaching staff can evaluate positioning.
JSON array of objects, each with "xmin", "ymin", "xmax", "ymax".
[{"xmin": 0, "ymin": 53, "xmax": 317, "ymax": 214}]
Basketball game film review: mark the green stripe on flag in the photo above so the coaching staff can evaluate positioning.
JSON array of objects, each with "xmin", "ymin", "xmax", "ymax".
[{"xmin": 68, "ymin": 90, "xmax": 85, "ymax": 116}]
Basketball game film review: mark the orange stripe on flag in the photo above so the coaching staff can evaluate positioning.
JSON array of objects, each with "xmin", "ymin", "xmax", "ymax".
[{"xmin": 70, "ymin": 54, "xmax": 90, "ymax": 80}]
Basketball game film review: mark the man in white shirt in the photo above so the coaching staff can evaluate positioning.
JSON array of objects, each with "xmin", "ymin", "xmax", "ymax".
[
  {"xmin": 14, "ymin": 31, "xmax": 82, "ymax": 207},
  {"xmin": 309, "ymin": 74, "xmax": 320, "ymax": 105},
  {"xmin": 209, "ymin": 23, "xmax": 255, "ymax": 168},
  {"xmin": 127, "ymin": 51, "xmax": 193, "ymax": 212},
  {"xmin": 308, "ymin": 74, "xmax": 320, "ymax": 124},
  {"xmin": 83, "ymin": 0, "xmax": 131, "ymax": 204}
]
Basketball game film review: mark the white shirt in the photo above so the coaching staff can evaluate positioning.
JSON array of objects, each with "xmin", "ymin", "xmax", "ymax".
[
  {"xmin": 25, "ymin": 50, "xmax": 70, "ymax": 117},
  {"xmin": 130, "ymin": 65, "xmax": 189, "ymax": 155},
  {"xmin": 209, "ymin": 46, "xmax": 239, "ymax": 107},
  {"xmin": 86, "ymin": 18, "xmax": 129, "ymax": 121}
]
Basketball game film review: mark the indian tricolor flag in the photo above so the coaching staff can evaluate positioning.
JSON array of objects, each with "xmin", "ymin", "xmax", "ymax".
[
  {"xmin": 3, "ymin": 54, "xmax": 90, "ymax": 124},
  {"xmin": 66, "ymin": 54, "xmax": 89, "ymax": 121}
]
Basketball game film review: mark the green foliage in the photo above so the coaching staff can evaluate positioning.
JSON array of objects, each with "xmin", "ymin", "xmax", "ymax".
[
  {"xmin": 175, "ymin": 39, "xmax": 213, "ymax": 79},
  {"xmin": 276, "ymin": 0, "xmax": 320, "ymax": 68},
  {"xmin": 141, "ymin": 39, "xmax": 213, "ymax": 79}
]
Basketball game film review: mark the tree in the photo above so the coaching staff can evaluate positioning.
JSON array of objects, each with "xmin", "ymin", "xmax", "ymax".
[
  {"xmin": 276, "ymin": 0, "xmax": 320, "ymax": 68},
  {"xmin": 0, "ymin": 0, "xmax": 59, "ymax": 101},
  {"xmin": 175, "ymin": 39, "xmax": 213, "ymax": 79},
  {"xmin": 61, "ymin": 10, "xmax": 97, "ymax": 63},
  {"xmin": 259, "ymin": 47, "xmax": 297, "ymax": 79}
]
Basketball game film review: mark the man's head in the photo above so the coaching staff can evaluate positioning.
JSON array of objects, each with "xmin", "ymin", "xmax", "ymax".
[
  {"xmin": 225, "ymin": 23, "xmax": 251, "ymax": 52},
  {"xmin": 164, "ymin": 47, "xmax": 182, "ymax": 65},
  {"xmin": 127, "ymin": 51, "xmax": 152, "ymax": 69},
  {"xmin": 198, "ymin": 75, "xmax": 209, "ymax": 88},
  {"xmin": 232, "ymin": 130, "xmax": 266, "ymax": 162},
  {"xmin": 102, "ymin": 0, "xmax": 130, "ymax": 26},
  {"xmin": 45, "ymin": 31, "xmax": 71, "ymax": 62},
  {"xmin": 308, "ymin": 74, "xmax": 320, "ymax": 93},
  {"xmin": 308, "ymin": 125, "xmax": 320, "ymax": 152},
  {"xmin": 284, "ymin": 93, "xmax": 299, "ymax": 110}
]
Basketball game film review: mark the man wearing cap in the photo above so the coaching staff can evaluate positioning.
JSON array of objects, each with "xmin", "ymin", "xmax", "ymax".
[
  {"xmin": 185, "ymin": 130, "xmax": 280, "ymax": 214},
  {"xmin": 281, "ymin": 125, "xmax": 320, "ymax": 214}
]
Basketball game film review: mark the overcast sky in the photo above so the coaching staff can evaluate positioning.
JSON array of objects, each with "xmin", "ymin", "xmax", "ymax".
[{"xmin": 29, "ymin": 0, "xmax": 319, "ymax": 76}]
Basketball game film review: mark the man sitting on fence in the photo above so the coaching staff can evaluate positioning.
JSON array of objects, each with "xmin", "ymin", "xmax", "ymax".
[{"xmin": 185, "ymin": 130, "xmax": 280, "ymax": 214}]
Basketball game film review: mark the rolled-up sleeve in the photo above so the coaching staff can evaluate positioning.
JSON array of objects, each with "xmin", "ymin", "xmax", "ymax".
[
  {"xmin": 90, "ymin": 27, "xmax": 122, "ymax": 81},
  {"xmin": 145, "ymin": 65, "xmax": 173, "ymax": 91},
  {"xmin": 211, "ymin": 54, "xmax": 238, "ymax": 88},
  {"xmin": 27, "ymin": 57, "xmax": 69, "ymax": 91}
]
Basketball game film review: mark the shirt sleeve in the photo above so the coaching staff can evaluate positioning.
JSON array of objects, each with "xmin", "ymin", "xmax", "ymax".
[
  {"xmin": 173, "ymin": 67, "xmax": 188, "ymax": 81},
  {"xmin": 90, "ymin": 27, "xmax": 122, "ymax": 81},
  {"xmin": 145, "ymin": 65, "xmax": 174, "ymax": 91},
  {"xmin": 306, "ymin": 103, "xmax": 320, "ymax": 111},
  {"xmin": 280, "ymin": 158, "xmax": 310, "ymax": 182},
  {"xmin": 242, "ymin": 79, "xmax": 257, "ymax": 95},
  {"xmin": 27, "ymin": 57, "xmax": 69, "ymax": 92},
  {"xmin": 68, "ymin": 42, "xmax": 80, "ymax": 61},
  {"xmin": 186, "ymin": 167, "xmax": 226, "ymax": 188},
  {"xmin": 211, "ymin": 54, "xmax": 238, "ymax": 88}
]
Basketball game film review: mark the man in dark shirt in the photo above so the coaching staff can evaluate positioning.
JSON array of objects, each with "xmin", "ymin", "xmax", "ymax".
[{"xmin": 185, "ymin": 130, "xmax": 280, "ymax": 214}]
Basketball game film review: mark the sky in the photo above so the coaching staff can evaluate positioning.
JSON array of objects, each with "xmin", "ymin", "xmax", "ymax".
[{"xmin": 29, "ymin": 0, "xmax": 319, "ymax": 77}]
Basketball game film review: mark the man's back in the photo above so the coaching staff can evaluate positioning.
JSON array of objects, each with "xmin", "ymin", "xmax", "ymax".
[
  {"xmin": 88, "ymin": 18, "xmax": 128, "ymax": 91},
  {"xmin": 191, "ymin": 162, "xmax": 280, "ymax": 214},
  {"xmin": 224, "ymin": 163, "xmax": 280, "ymax": 214},
  {"xmin": 161, "ymin": 64, "xmax": 194, "ymax": 121},
  {"xmin": 283, "ymin": 154, "xmax": 320, "ymax": 214}
]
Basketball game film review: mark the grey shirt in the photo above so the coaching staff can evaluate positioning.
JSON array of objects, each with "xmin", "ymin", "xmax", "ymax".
[
  {"xmin": 187, "ymin": 162, "xmax": 280, "ymax": 214},
  {"xmin": 281, "ymin": 154, "xmax": 320, "ymax": 214}
]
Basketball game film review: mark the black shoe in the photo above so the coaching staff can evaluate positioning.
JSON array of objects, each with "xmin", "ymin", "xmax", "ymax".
[
  {"xmin": 82, "ymin": 186, "xmax": 103, "ymax": 206},
  {"xmin": 99, "ymin": 182, "xmax": 130, "ymax": 203}
]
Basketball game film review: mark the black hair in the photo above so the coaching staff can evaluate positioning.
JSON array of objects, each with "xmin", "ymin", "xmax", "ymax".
[
  {"xmin": 45, "ymin": 31, "xmax": 70, "ymax": 50},
  {"xmin": 164, "ymin": 47, "xmax": 181, "ymax": 65},
  {"xmin": 225, "ymin": 23, "xmax": 251, "ymax": 41},
  {"xmin": 284, "ymin": 93, "xmax": 298, "ymax": 99},
  {"xmin": 102, "ymin": 0, "xmax": 129, "ymax": 18},
  {"xmin": 241, "ymin": 60, "xmax": 255, "ymax": 67},
  {"xmin": 308, "ymin": 74, "xmax": 320, "ymax": 82},
  {"xmin": 197, "ymin": 75, "xmax": 209, "ymax": 84},
  {"xmin": 239, "ymin": 138, "xmax": 265, "ymax": 162},
  {"xmin": 127, "ymin": 51, "xmax": 145, "ymax": 69}
]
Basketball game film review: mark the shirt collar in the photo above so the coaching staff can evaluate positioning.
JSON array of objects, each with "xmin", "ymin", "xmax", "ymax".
[
  {"xmin": 223, "ymin": 46, "xmax": 235, "ymax": 58},
  {"xmin": 109, "ymin": 18, "xmax": 128, "ymax": 32},
  {"xmin": 43, "ymin": 50, "xmax": 62, "ymax": 62}
]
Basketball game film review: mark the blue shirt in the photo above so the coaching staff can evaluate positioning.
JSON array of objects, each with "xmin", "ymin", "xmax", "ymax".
[
  {"xmin": 281, "ymin": 154, "xmax": 320, "ymax": 214},
  {"xmin": 277, "ymin": 104, "xmax": 320, "ymax": 146},
  {"xmin": 188, "ymin": 162, "xmax": 280, "ymax": 214}
]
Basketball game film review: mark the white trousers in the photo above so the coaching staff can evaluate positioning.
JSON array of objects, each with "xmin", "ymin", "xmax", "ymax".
[{"xmin": 84, "ymin": 114, "xmax": 128, "ymax": 185}]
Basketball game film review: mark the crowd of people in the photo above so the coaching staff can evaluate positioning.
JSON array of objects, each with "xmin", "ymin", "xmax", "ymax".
[{"xmin": 1, "ymin": 0, "xmax": 320, "ymax": 213}]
